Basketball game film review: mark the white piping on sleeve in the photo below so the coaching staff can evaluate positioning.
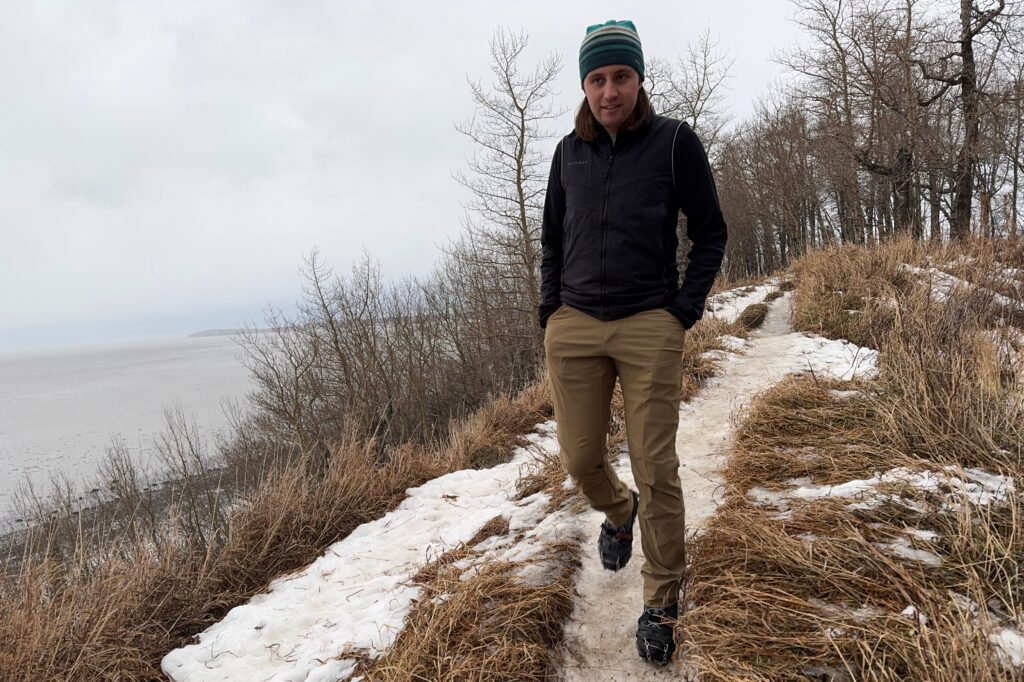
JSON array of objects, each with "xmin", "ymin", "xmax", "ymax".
[{"xmin": 671, "ymin": 120, "xmax": 684, "ymax": 189}]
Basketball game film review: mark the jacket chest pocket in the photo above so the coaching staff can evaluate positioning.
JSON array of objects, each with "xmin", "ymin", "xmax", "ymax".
[{"xmin": 563, "ymin": 160, "xmax": 592, "ymax": 188}]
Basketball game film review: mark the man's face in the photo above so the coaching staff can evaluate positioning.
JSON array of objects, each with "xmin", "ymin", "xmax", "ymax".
[{"xmin": 583, "ymin": 65, "xmax": 640, "ymax": 135}]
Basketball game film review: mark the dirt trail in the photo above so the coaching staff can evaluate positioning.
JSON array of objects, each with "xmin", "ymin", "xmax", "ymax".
[{"xmin": 558, "ymin": 293, "xmax": 808, "ymax": 680}]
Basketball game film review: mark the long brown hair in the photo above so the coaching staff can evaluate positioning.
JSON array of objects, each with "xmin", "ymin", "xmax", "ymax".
[{"xmin": 573, "ymin": 87, "xmax": 652, "ymax": 142}]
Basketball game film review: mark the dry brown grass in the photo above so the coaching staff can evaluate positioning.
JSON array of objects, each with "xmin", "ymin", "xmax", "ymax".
[
  {"xmin": 362, "ymin": 295, "xmax": 757, "ymax": 679},
  {"xmin": 444, "ymin": 378, "xmax": 553, "ymax": 470},
  {"xmin": 363, "ymin": 537, "xmax": 579, "ymax": 681},
  {"xmin": 685, "ymin": 500, "xmax": 1009, "ymax": 681},
  {"xmin": 0, "ymin": 376, "xmax": 556, "ymax": 681},
  {"xmin": 725, "ymin": 375, "xmax": 898, "ymax": 491},
  {"xmin": 736, "ymin": 303, "xmax": 769, "ymax": 330},
  {"xmin": 684, "ymin": 236, "xmax": 1024, "ymax": 680},
  {"xmin": 681, "ymin": 315, "xmax": 741, "ymax": 402},
  {"xmin": 0, "ymin": 271, "xmax": 782, "ymax": 680},
  {"xmin": 791, "ymin": 234, "xmax": 1024, "ymax": 348},
  {"xmin": 789, "ymin": 237, "xmax": 920, "ymax": 347},
  {"xmin": 0, "ymin": 435, "xmax": 405, "ymax": 679},
  {"xmin": 514, "ymin": 445, "xmax": 586, "ymax": 516}
]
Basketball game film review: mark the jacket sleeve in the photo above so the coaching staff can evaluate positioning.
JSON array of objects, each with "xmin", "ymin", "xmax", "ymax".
[
  {"xmin": 538, "ymin": 139, "xmax": 565, "ymax": 329},
  {"xmin": 666, "ymin": 123, "xmax": 728, "ymax": 329}
]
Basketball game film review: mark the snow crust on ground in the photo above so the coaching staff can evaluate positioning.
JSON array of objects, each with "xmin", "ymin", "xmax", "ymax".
[
  {"xmin": 948, "ymin": 591, "xmax": 1024, "ymax": 671},
  {"xmin": 165, "ymin": 287, "xmax": 884, "ymax": 681},
  {"xmin": 991, "ymin": 627, "xmax": 1024, "ymax": 668},
  {"xmin": 901, "ymin": 263, "xmax": 1024, "ymax": 311},
  {"xmin": 162, "ymin": 424, "xmax": 562, "ymax": 682},
  {"xmin": 705, "ymin": 278, "xmax": 780, "ymax": 324},
  {"xmin": 560, "ymin": 292, "xmax": 881, "ymax": 680},
  {"xmin": 875, "ymin": 538, "xmax": 943, "ymax": 567},
  {"xmin": 901, "ymin": 604, "xmax": 928, "ymax": 626},
  {"xmin": 748, "ymin": 465, "xmax": 1015, "ymax": 516},
  {"xmin": 162, "ymin": 281, "xmax": 1021, "ymax": 679}
]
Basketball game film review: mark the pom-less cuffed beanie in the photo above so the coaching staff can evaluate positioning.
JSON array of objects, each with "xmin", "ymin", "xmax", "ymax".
[{"xmin": 579, "ymin": 19, "xmax": 644, "ymax": 87}]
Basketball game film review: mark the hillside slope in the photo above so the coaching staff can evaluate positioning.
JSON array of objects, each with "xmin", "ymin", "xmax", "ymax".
[
  {"xmin": 162, "ymin": 287, "xmax": 877, "ymax": 680},
  {"xmin": 162, "ymin": 238, "xmax": 1024, "ymax": 680}
]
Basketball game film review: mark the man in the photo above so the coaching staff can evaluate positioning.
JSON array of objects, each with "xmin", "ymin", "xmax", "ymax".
[{"xmin": 538, "ymin": 19, "xmax": 727, "ymax": 665}]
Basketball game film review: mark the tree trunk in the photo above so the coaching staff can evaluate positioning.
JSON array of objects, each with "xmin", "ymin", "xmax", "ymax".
[{"xmin": 951, "ymin": 0, "xmax": 978, "ymax": 240}]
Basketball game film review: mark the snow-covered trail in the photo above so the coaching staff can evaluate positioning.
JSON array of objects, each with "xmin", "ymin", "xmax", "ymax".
[
  {"xmin": 162, "ymin": 289, "xmax": 877, "ymax": 681},
  {"xmin": 558, "ymin": 292, "xmax": 877, "ymax": 680}
]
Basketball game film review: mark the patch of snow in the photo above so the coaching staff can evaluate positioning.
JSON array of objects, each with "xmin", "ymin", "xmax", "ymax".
[
  {"xmin": 719, "ymin": 335, "xmax": 748, "ymax": 352},
  {"xmin": 747, "ymin": 486, "xmax": 791, "ymax": 508},
  {"xmin": 809, "ymin": 597, "xmax": 883, "ymax": 621},
  {"xmin": 901, "ymin": 604, "xmax": 928, "ymax": 627},
  {"xmin": 161, "ymin": 423, "xmax": 561, "ymax": 681},
  {"xmin": 949, "ymin": 590, "xmax": 982, "ymax": 615},
  {"xmin": 901, "ymin": 263, "xmax": 1024, "ymax": 312},
  {"xmin": 960, "ymin": 467, "xmax": 1016, "ymax": 504},
  {"xmin": 748, "ymin": 466, "xmax": 1014, "ymax": 516},
  {"xmin": 990, "ymin": 627, "xmax": 1024, "ymax": 669},
  {"xmin": 829, "ymin": 389, "xmax": 866, "ymax": 401},
  {"xmin": 875, "ymin": 538, "xmax": 942, "ymax": 567},
  {"xmin": 994, "ymin": 262, "xmax": 1024, "ymax": 280},
  {"xmin": 789, "ymin": 333, "xmax": 878, "ymax": 380},
  {"xmin": 949, "ymin": 591, "xmax": 1024, "ymax": 670},
  {"xmin": 902, "ymin": 527, "xmax": 940, "ymax": 542},
  {"xmin": 701, "ymin": 350, "xmax": 730, "ymax": 362},
  {"xmin": 706, "ymin": 279, "xmax": 780, "ymax": 324}
]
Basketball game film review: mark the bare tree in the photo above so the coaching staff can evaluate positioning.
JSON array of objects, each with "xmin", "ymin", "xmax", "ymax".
[
  {"xmin": 781, "ymin": 0, "xmax": 870, "ymax": 244},
  {"xmin": 914, "ymin": 0, "xmax": 1011, "ymax": 238},
  {"xmin": 1007, "ymin": 63, "xmax": 1024, "ymax": 237},
  {"xmin": 450, "ymin": 27, "xmax": 563, "ymax": 364},
  {"xmin": 645, "ymin": 27, "xmax": 734, "ymax": 162}
]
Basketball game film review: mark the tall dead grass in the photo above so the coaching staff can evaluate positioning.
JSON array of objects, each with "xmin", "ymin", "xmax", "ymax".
[
  {"xmin": 0, "ymin": 265, "xmax": 753, "ymax": 680},
  {"xmin": 0, "ymin": 377, "xmax": 553, "ymax": 681},
  {"xmin": 358, "ymin": 286, "xmax": 756, "ymax": 679},
  {"xmin": 363, "ymin": 538, "xmax": 579, "ymax": 681},
  {"xmin": 685, "ymin": 236, "xmax": 1024, "ymax": 680}
]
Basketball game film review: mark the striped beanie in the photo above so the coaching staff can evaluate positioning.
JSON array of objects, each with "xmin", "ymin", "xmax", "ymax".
[{"xmin": 579, "ymin": 19, "xmax": 644, "ymax": 87}]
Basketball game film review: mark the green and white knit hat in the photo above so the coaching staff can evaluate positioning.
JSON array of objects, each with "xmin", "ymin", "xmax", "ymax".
[{"xmin": 579, "ymin": 19, "xmax": 644, "ymax": 87}]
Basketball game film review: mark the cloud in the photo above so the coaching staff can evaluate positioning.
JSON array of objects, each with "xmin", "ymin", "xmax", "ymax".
[{"xmin": 0, "ymin": 0, "xmax": 800, "ymax": 351}]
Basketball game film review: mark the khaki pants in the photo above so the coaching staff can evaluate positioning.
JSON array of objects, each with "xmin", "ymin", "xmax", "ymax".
[{"xmin": 544, "ymin": 304, "xmax": 687, "ymax": 608}]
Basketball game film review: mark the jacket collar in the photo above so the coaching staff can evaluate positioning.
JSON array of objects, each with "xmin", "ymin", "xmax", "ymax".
[{"xmin": 594, "ymin": 109, "xmax": 653, "ymax": 150}]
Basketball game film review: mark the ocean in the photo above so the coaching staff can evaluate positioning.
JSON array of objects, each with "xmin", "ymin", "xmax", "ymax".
[{"xmin": 0, "ymin": 334, "xmax": 255, "ymax": 520}]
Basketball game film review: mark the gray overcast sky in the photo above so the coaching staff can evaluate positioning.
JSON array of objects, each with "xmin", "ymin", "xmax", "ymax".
[{"xmin": 0, "ymin": 1, "xmax": 803, "ymax": 353}]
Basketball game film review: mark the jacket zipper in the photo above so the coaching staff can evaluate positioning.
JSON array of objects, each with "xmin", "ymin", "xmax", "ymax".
[{"xmin": 601, "ymin": 142, "xmax": 615, "ymax": 317}]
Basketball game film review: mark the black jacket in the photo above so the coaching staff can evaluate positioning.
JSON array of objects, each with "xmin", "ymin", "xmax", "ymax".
[{"xmin": 538, "ymin": 112, "xmax": 727, "ymax": 329}]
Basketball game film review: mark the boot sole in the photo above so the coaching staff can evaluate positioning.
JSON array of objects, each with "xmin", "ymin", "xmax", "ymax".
[{"xmin": 600, "ymin": 552, "xmax": 632, "ymax": 571}]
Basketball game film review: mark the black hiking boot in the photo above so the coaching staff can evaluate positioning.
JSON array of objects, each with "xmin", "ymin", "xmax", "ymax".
[
  {"xmin": 636, "ymin": 603, "xmax": 678, "ymax": 665},
  {"xmin": 597, "ymin": 489, "xmax": 639, "ymax": 570}
]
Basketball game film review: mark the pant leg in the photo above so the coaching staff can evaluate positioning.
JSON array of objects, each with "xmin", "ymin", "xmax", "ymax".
[
  {"xmin": 610, "ymin": 308, "xmax": 687, "ymax": 608},
  {"xmin": 544, "ymin": 305, "xmax": 633, "ymax": 527}
]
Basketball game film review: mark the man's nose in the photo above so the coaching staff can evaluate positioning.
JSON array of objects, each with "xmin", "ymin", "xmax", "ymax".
[{"xmin": 602, "ymin": 83, "xmax": 618, "ymax": 100}]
